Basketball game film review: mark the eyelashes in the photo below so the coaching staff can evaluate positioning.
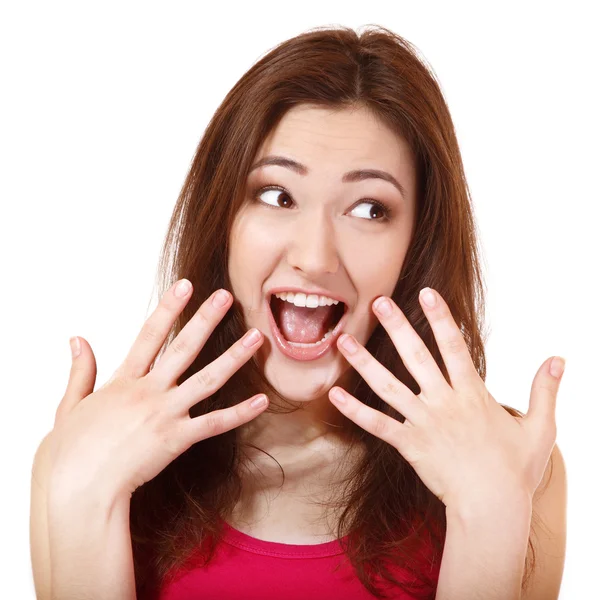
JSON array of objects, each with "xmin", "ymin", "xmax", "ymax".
[{"xmin": 250, "ymin": 183, "xmax": 393, "ymax": 223}]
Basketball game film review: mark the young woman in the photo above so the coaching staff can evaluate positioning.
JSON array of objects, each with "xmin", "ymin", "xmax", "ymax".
[{"xmin": 31, "ymin": 25, "xmax": 567, "ymax": 600}]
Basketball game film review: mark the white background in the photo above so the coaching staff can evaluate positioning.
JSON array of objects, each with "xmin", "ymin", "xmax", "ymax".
[{"xmin": 1, "ymin": 1, "xmax": 597, "ymax": 598}]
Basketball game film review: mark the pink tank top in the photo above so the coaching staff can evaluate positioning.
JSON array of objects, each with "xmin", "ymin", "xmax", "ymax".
[{"xmin": 157, "ymin": 519, "xmax": 438, "ymax": 599}]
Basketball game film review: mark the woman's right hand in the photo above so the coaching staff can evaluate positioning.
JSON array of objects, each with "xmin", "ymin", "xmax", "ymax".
[{"xmin": 36, "ymin": 280, "xmax": 269, "ymax": 507}]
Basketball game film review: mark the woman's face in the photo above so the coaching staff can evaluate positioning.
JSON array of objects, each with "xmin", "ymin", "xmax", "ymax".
[{"xmin": 228, "ymin": 104, "xmax": 417, "ymax": 405}]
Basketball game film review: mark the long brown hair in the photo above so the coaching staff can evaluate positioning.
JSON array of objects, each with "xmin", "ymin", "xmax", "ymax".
[{"xmin": 130, "ymin": 24, "xmax": 552, "ymax": 599}]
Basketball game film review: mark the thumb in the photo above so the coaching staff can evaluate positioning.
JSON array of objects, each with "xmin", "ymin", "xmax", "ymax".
[
  {"xmin": 524, "ymin": 355, "xmax": 566, "ymax": 436},
  {"xmin": 55, "ymin": 336, "xmax": 97, "ymax": 424}
]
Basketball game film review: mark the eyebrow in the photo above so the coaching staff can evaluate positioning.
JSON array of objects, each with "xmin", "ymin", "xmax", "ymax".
[{"xmin": 249, "ymin": 155, "xmax": 407, "ymax": 200}]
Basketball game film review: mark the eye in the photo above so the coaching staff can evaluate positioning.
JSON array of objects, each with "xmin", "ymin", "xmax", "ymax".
[
  {"xmin": 254, "ymin": 186, "xmax": 294, "ymax": 209},
  {"xmin": 253, "ymin": 185, "xmax": 392, "ymax": 223},
  {"xmin": 348, "ymin": 200, "xmax": 392, "ymax": 222}
]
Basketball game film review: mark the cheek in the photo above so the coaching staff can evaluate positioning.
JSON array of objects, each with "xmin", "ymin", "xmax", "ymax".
[
  {"xmin": 231, "ymin": 225, "xmax": 277, "ymax": 270},
  {"xmin": 228, "ymin": 216, "xmax": 280, "ymax": 296},
  {"xmin": 345, "ymin": 238, "xmax": 404, "ymax": 291},
  {"xmin": 344, "ymin": 239, "xmax": 407, "ymax": 333}
]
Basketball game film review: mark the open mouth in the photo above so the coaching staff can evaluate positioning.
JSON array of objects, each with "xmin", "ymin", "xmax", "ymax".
[{"xmin": 269, "ymin": 295, "xmax": 347, "ymax": 347}]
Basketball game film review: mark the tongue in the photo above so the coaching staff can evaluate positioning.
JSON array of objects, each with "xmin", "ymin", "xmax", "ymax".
[{"xmin": 278, "ymin": 301, "xmax": 336, "ymax": 343}]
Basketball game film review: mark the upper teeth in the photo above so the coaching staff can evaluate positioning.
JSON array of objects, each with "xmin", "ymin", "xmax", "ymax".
[{"xmin": 274, "ymin": 292, "xmax": 340, "ymax": 308}]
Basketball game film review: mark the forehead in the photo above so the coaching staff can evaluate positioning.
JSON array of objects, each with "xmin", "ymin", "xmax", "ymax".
[{"xmin": 253, "ymin": 104, "xmax": 415, "ymax": 187}]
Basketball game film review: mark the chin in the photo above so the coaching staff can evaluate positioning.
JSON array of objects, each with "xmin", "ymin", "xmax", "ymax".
[{"xmin": 259, "ymin": 359, "xmax": 353, "ymax": 404}]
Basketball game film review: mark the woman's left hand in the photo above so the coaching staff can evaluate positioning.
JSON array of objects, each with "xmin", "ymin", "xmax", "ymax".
[{"xmin": 329, "ymin": 287, "xmax": 565, "ymax": 511}]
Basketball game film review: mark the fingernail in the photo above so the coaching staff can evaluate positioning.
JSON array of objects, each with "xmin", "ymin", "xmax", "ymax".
[
  {"xmin": 175, "ymin": 279, "xmax": 192, "ymax": 298},
  {"xmin": 242, "ymin": 328, "xmax": 261, "ymax": 348},
  {"xmin": 250, "ymin": 394, "xmax": 268, "ymax": 409},
  {"xmin": 420, "ymin": 288, "xmax": 437, "ymax": 308},
  {"xmin": 331, "ymin": 388, "xmax": 346, "ymax": 404},
  {"xmin": 374, "ymin": 297, "xmax": 392, "ymax": 317},
  {"xmin": 70, "ymin": 336, "xmax": 81, "ymax": 359},
  {"xmin": 212, "ymin": 289, "xmax": 230, "ymax": 308},
  {"xmin": 550, "ymin": 356, "xmax": 565, "ymax": 379},
  {"xmin": 339, "ymin": 333, "xmax": 358, "ymax": 354}
]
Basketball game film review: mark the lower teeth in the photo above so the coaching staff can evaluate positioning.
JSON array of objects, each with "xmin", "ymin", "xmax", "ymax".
[{"xmin": 287, "ymin": 327, "xmax": 335, "ymax": 348}]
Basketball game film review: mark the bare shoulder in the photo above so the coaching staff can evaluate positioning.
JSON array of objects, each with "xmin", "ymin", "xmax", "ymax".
[
  {"xmin": 522, "ymin": 443, "xmax": 567, "ymax": 600},
  {"xmin": 535, "ymin": 443, "xmax": 567, "ymax": 500}
]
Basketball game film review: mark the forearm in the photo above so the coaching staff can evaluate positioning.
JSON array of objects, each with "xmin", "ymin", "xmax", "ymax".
[
  {"xmin": 436, "ymin": 495, "xmax": 532, "ymax": 600},
  {"xmin": 47, "ymin": 485, "xmax": 137, "ymax": 600}
]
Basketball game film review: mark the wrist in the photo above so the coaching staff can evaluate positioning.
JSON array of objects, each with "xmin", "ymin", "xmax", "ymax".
[
  {"xmin": 437, "ymin": 491, "xmax": 532, "ymax": 600},
  {"xmin": 445, "ymin": 490, "xmax": 532, "ymax": 526},
  {"xmin": 47, "ymin": 472, "xmax": 131, "ymax": 521}
]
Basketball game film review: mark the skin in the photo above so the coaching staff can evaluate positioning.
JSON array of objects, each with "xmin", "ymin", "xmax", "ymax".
[
  {"xmin": 44, "ymin": 104, "xmax": 564, "ymax": 562},
  {"xmin": 224, "ymin": 103, "xmax": 564, "ymax": 551},
  {"xmin": 226, "ymin": 104, "xmax": 417, "ymax": 534}
]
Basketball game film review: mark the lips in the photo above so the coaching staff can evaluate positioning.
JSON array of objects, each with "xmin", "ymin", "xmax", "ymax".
[{"xmin": 266, "ymin": 295, "xmax": 349, "ymax": 361}]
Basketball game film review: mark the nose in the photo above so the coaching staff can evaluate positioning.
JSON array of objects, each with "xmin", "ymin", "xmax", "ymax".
[{"xmin": 286, "ymin": 209, "xmax": 339, "ymax": 277}]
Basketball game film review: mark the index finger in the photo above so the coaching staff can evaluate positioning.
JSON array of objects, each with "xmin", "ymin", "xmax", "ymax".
[{"xmin": 119, "ymin": 279, "xmax": 194, "ymax": 379}]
